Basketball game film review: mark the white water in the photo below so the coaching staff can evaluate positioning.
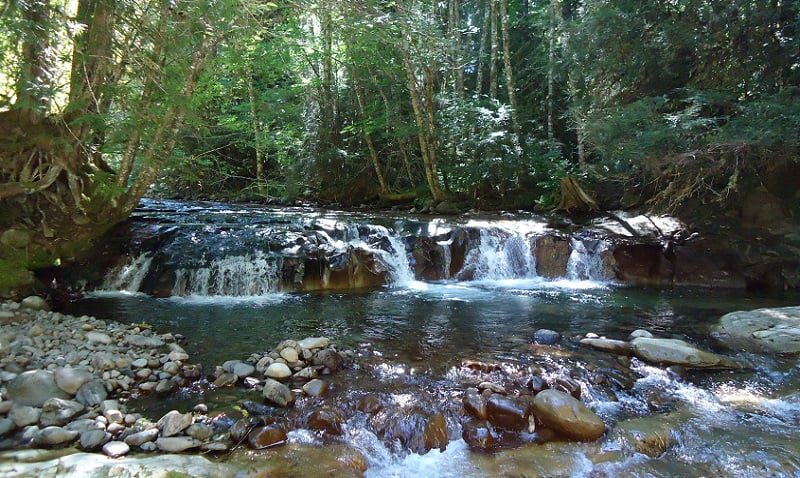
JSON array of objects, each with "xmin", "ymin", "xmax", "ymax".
[
  {"xmin": 100, "ymin": 253, "xmax": 153, "ymax": 292},
  {"xmin": 172, "ymin": 251, "xmax": 280, "ymax": 296},
  {"xmin": 567, "ymin": 238, "xmax": 610, "ymax": 282},
  {"xmin": 462, "ymin": 229, "xmax": 537, "ymax": 280}
]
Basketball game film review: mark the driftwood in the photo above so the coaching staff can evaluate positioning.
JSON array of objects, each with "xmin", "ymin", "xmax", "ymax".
[{"xmin": 556, "ymin": 176, "xmax": 598, "ymax": 212}]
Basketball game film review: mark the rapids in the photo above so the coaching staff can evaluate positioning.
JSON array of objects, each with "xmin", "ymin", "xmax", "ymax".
[{"xmin": 62, "ymin": 200, "xmax": 800, "ymax": 477}]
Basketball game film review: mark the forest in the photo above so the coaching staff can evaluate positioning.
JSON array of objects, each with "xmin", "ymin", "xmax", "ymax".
[{"xmin": 1, "ymin": 0, "xmax": 799, "ymax": 283}]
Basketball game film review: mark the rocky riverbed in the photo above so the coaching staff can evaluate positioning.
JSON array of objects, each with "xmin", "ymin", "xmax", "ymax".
[{"xmin": 2, "ymin": 296, "xmax": 799, "ymax": 477}]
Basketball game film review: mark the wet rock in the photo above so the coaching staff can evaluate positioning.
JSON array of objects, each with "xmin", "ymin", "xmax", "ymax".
[
  {"xmin": 241, "ymin": 400, "xmax": 272, "ymax": 417},
  {"xmin": 313, "ymin": 349, "xmax": 344, "ymax": 371},
  {"xmin": 533, "ymin": 329, "xmax": 561, "ymax": 345},
  {"xmin": 155, "ymin": 436, "xmax": 201, "ymax": 452},
  {"xmin": 422, "ymin": 413, "xmax": 448, "ymax": 452},
  {"xmin": 535, "ymin": 235, "xmax": 571, "ymax": 278},
  {"xmin": 526, "ymin": 376, "xmax": 548, "ymax": 394},
  {"xmin": 247, "ymin": 424, "xmax": 287, "ymax": 449},
  {"xmin": 75, "ymin": 380, "xmax": 108, "ymax": 406},
  {"xmin": 462, "ymin": 420, "xmax": 497, "ymax": 451},
  {"xmin": 124, "ymin": 428, "xmax": 159, "ymax": 447},
  {"xmin": 265, "ymin": 363, "xmax": 292, "ymax": 380},
  {"xmin": 232, "ymin": 362, "xmax": 255, "ymax": 378},
  {"xmin": 9, "ymin": 405, "xmax": 41, "ymax": 427},
  {"xmin": 580, "ymin": 338, "xmax": 631, "ymax": 355},
  {"xmin": 553, "ymin": 377, "xmax": 582, "ymax": 399},
  {"xmin": 631, "ymin": 337, "xmax": 739, "ymax": 368},
  {"xmin": 21, "ymin": 296, "xmax": 49, "ymax": 311},
  {"xmin": 629, "ymin": 329, "xmax": 654, "ymax": 340},
  {"xmin": 39, "ymin": 398, "xmax": 85, "ymax": 427},
  {"xmin": 79, "ymin": 429, "xmax": 109, "ymax": 450},
  {"xmin": 298, "ymin": 337, "xmax": 330, "ymax": 350},
  {"xmin": 307, "ymin": 408, "xmax": 344, "ymax": 435},
  {"xmin": 7, "ymin": 370, "xmax": 69, "ymax": 407},
  {"xmin": 485, "ymin": 395, "xmax": 532, "ymax": 431},
  {"xmin": 302, "ymin": 379, "xmax": 329, "ymax": 397},
  {"xmin": 713, "ymin": 306, "xmax": 800, "ymax": 354},
  {"xmin": 463, "ymin": 388, "xmax": 487, "ymax": 420},
  {"xmin": 229, "ymin": 419, "xmax": 254, "ymax": 443},
  {"xmin": 262, "ymin": 378, "xmax": 294, "ymax": 407},
  {"xmin": 157, "ymin": 410, "xmax": 193, "ymax": 437},
  {"xmin": 186, "ymin": 423, "xmax": 214, "ymax": 441},
  {"xmin": 35, "ymin": 426, "xmax": 79, "ymax": 446},
  {"xmin": 213, "ymin": 372, "xmax": 237, "ymax": 387},
  {"xmin": 54, "ymin": 367, "xmax": 93, "ymax": 395},
  {"xmin": 461, "ymin": 360, "xmax": 503, "ymax": 373},
  {"xmin": 356, "ymin": 395, "xmax": 384, "ymax": 415},
  {"xmin": 532, "ymin": 389, "xmax": 605, "ymax": 441},
  {"xmin": 102, "ymin": 441, "xmax": 130, "ymax": 458},
  {"xmin": 478, "ymin": 382, "xmax": 506, "ymax": 394}
]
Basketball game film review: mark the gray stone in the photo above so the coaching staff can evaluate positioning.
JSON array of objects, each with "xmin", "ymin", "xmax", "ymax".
[
  {"xmin": 9, "ymin": 405, "xmax": 41, "ymax": 427},
  {"xmin": 580, "ymin": 338, "xmax": 632, "ymax": 355},
  {"xmin": 7, "ymin": 370, "xmax": 69, "ymax": 407},
  {"xmin": 75, "ymin": 380, "xmax": 108, "ymax": 406},
  {"xmin": 297, "ymin": 337, "xmax": 330, "ymax": 350},
  {"xmin": 35, "ymin": 426, "xmax": 78, "ymax": 446},
  {"xmin": 265, "ymin": 362, "xmax": 292, "ymax": 379},
  {"xmin": 533, "ymin": 329, "xmax": 561, "ymax": 345},
  {"xmin": 279, "ymin": 347, "xmax": 299, "ymax": 363},
  {"xmin": 21, "ymin": 296, "xmax": 49, "ymax": 311},
  {"xmin": 262, "ymin": 378, "xmax": 294, "ymax": 407},
  {"xmin": 157, "ymin": 410, "xmax": 193, "ymax": 437},
  {"xmin": 0, "ymin": 418, "xmax": 15, "ymax": 436},
  {"xmin": 124, "ymin": 428, "xmax": 159, "ymax": 446},
  {"xmin": 54, "ymin": 367, "xmax": 93, "ymax": 395},
  {"xmin": 714, "ymin": 306, "xmax": 800, "ymax": 354},
  {"xmin": 155, "ymin": 379, "xmax": 177, "ymax": 394},
  {"xmin": 186, "ymin": 423, "xmax": 214, "ymax": 441},
  {"xmin": 125, "ymin": 335, "xmax": 165, "ymax": 347},
  {"xmin": 155, "ymin": 436, "xmax": 201, "ymax": 452},
  {"xmin": 39, "ymin": 398, "xmax": 85, "ymax": 426},
  {"xmin": 232, "ymin": 362, "xmax": 255, "ymax": 378},
  {"xmin": 629, "ymin": 329, "xmax": 654, "ymax": 340},
  {"xmin": 102, "ymin": 440, "xmax": 130, "ymax": 458},
  {"xmin": 631, "ymin": 337, "xmax": 740, "ymax": 368},
  {"xmin": 80, "ymin": 429, "xmax": 109, "ymax": 450},
  {"xmin": 131, "ymin": 358, "xmax": 148, "ymax": 368},
  {"xmin": 86, "ymin": 332, "xmax": 113, "ymax": 345}
]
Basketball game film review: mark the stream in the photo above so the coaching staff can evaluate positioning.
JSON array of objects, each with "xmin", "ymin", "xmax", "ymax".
[{"xmin": 61, "ymin": 200, "xmax": 800, "ymax": 477}]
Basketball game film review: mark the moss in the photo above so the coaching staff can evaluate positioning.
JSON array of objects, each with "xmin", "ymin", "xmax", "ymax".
[{"xmin": 0, "ymin": 258, "xmax": 35, "ymax": 288}]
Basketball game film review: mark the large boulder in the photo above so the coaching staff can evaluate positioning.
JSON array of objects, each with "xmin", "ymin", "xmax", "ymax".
[
  {"xmin": 630, "ymin": 337, "xmax": 739, "ymax": 368},
  {"xmin": 535, "ymin": 235, "xmax": 570, "ymax": 278},
  {"xmin": 7, "ymin": 370, "xmax": 69, "ymax": 407},
  {"xmin": 54, "ymin": 367, "xmax": 93, "ymax": 395},
  {"xmin": 532, "ymin": 389, "xmax": 605, "ymax": 441},
  {"xmin": 713, "ymin": 306, "xmax": 800, "ymax": 354}
]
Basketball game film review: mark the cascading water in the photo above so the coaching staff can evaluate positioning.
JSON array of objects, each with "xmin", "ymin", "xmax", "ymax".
[
  {"xmin": 567, "ymin": 238, "xmax": 610, "ymax": 282},
  {"xmin": 172, "ymin": 251, "xmax": 280, "ymax": 296},
  {"xmin": 462, "ymin": 229, "xmax": 537, "ymax": 280},
  {"xmin": 101, "ymin": 253, "xmax": 153, "ymax": 292}
]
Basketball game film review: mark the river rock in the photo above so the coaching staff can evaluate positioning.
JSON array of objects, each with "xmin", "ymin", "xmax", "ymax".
[
  {"xmin": 0, "ymin": 418, "xmax": 15, "ymax": 436},
  {"xmin": 125, "ymin": 428, "xmax": 159, "ymax": 446},
  {"xmin": 713, "ymin": 306, "xmax": 800, "ymax": 354},
  {"xmin": 485, "ymin": 395, "xmax": 532, "ymax": 431},
  {"xmin": 102, "ymin": 440, "xmax": 130, "ymax": 458},
  {"xmin": 307, "ymin": 408, "xmax": 344, "ymax": 435},
  {"xmin": 533, "ymin": 329, "xmax": 561, "ymax": 345},
  {"xmin": 313, "ymin": 349, "xmax": 343, "ymax": 371},
  {"xmin": 247, "ymin": 424, "xmax": 287, "ymax": 449},
  {"xmin": 580, "ymin": 338, "xmax": 631, "ymax": 355},
  {"xmin": 302, "ymin": 379, "xmax": 328, "ymax": 397},
  {"xmin": 131, "ymin": 358, "xmax": 148, "ymax": 368},
  {"xmin": 75, "ymin": 380, "xmax": 108, "ymax": 406},
  {"xmin": 186, "ymin": 423, "xmax": 213, "ymax": 441},
  {"xmin": 233, "ymin": 362, "xmax": 255, "ymax": 378},
  {"xmin": 265, "ymin": 363, "xmax": 292, "ymax": 379},
  {"xmin": 35, "ymin": 426, "xmax": 79, "ymax": 446},
  {"xmin": 629, "ymin": 329, "xmax": 654, "ymax": 340},
  {"xmin": 532, "ymin": 389, "xmax": 605, "ymax": 441},
  {"xmin": 157, "ymin": 410, "xmax": 193, "ymax": 437},
  {"xmin": 463, "ymin": 388, "xmax": 487, "ymax": 420},
  {"xmin": 39, "ymin": 398, "xmax": 85, "ymax": 426},
  {"xmin": 86, "ymin": 331, "xmax": 113, "ymax": 345},
  {"xmin": 10, "ymin": 405, "xmax": 41, "ymax": 427},
  {"xmin": 54, "ymin": 367, "xmax": 93, "ymax": 395},
  {"xmin": 262, "ymin": 379, "xmax": 294, "ymax": 407},
  {"xmin": 125, "ymin": 335, "xmax": 165, "ymax": 348},
  {"xmin": 155, "ymin": 436, "xmax": 201, "ymax": 452},
  {"xmin": 7, "ymin": 370, "xmax": 69, "ymax": 407},
  {"xmin": 79, "ymin": 429, "xmax": 109, "ymax": 450},
  {"xmin": 21, "ymin": 296, "xmax": 49, "ymax": 311},
  {"xmin": 294, "ymin": 366, "xmax": 319, "ymax": 381},
  {"xmin": 462, "ymin": 420, "xmax": 497, "ymax": 451},
  {"xmin": 298, "ymin": 337, "xmax": 330, "ymax": 350},
  {"xmin": 279, "ymin": 347, "xmax": 299, "ymax": 363},
  {"xmin": 630, "ymin": 337, "xmax": 739, "ymax": 368}
]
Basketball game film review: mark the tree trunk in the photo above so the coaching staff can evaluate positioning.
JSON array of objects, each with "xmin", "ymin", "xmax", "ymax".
[
  {"xmin": 449, "ymin": 0, "xmax": 464, "ymax": 98},
  {"xmin": 547, "ymin": 0, "xmax": 558, "ymax": 141},
  {"xmin": 401, "ymin": 47, "xmax": 444, "ymax": 202},
  {"xmin": 15, "ymin": 0, "xmax": 52, "ymax": 117},
  {"xmin": 489, "ymin": 0, "xmax": 499, "ymax": 101},
  {"xmin": 475, "ymin": 0, "xmax": 490, "ymax": 96},
  {"xmin": 499, "ymin": 0, "xmax": 520, "ymax": 136},
  {"xmin": 248, "ymin": 73, "xmax": 266, "ymax": 195},
  {"xmin": 351, "ymin": 67, "xmax": 389, "ymax": 194}
]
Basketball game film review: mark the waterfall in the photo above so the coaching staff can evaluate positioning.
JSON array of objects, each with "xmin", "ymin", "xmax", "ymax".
[
  {"xmin": 464, "ymin": 229, "xmax": 537, "ymax": 280},
  {"xmin": 101, "ymin": 253, "xmax": 153, "ymax": 292},
  {"xmin": 566, "ymin": 238, "xmax": 610, "ymax": 281},
  {"xmin": 172, "ymin": 251, "xmax": 280, "ymax": 296}
]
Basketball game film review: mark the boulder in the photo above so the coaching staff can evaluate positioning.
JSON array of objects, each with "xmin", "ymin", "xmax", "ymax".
[
  {"xmin": 54, "ymin": 367, "xmax": 93, "ymax": 395},
  {"xmin": 485, "ymin": 395, "xmax": 532, "ymax": 431},
  {"xmin": 7, "ymin": 370, "xmax": 69, "ymax": 407},
  {"xmin": 532, "ymin": 389, "xmax": 605, "ymax": 441},
  {"xmin": 124, "ymin": 428, "xmax": 159, "ymax": 447},
  {"xmin": 307, "ymin": 408, "xmax": 344, "ymax": 435},
  {"xmin": 75, "ymin": 380, "xmax": 108, "ymax": 406},
  {"xmin": 262, "ymin": 379, "xmax": 294, "ymax": 407},
  {"xmin": 155, "ymin": 436, "xmax": 201, "ymax": 452},
  {"xmin": 630, "ymin": 337, "xmax": 739, "ymax": 368},
  {"xmin": 79, "ymin": 429, "xmax": 109, "ymax": 450},
  {"xmin": 313, "ymin": 349, "xmax": 343, "ymax": 371},
  {"xmin": 186, "ymin": 423, "xmax": 214, "ymax": 441},
  {"xmin": 21, "ymin": 296, "xmax": 49, "ymax": 311},
  {"xmin": 102, "ymin": 441, "xmax": 130, "ymax": 458},
  {"xmin": 247, "ymin": 424, "xmax": 287, "ymax": 449},
  {"xmin": 302, "ymin": 379, "xmax": 329, "ymax": 397},
  {"xmin": 232, "ymin": 362, "xmax": 255, "ymax": 378},
  {"xmin": 39, "ymin": 398, "xmax": 85, "ymax": 427},
  {"xmin": 580, "ymin": 338, "xmax": 631, "ymax": 355},
  {"xmin": 0, "ymin": 418, "xmax": 15, "ymax": 437},
  {"xmin": 462, "ymin": 420, "xmax": 497, "ymax": 451},
  {"xmin": 535, "ymin": 235, "xmax": 571, "ymax": 278},
  {"xmin": 298, "ymin": 337, "xmax": 330, "ymax": 350},
  {"xmin": 265, "ymin": 363, "xmax": 292, "ymax": 380},
  {"xmin": 463, "ymin": 388, "xmax": 487, "ymax": 420},
  {"xmin": 279, "ymin": 347, "xmax": 299, "ymax": 363},
  {"xmin": 9, "ymin": 405, "xmax": 41, "ymax": 427},
  {"xmin": 35, "ymin": 426, "xmax": 79, "ymax": 446},
  {"xmin": 532, "ymin": 329, "xmax": 561, "ymax": 346},
  {"xmin": 157, "ymin": 410, "xmax": 193, "ymax": 437},
  {"xmin": 713, "ymin": 306, "xmax": 800, "ymax": 354}
]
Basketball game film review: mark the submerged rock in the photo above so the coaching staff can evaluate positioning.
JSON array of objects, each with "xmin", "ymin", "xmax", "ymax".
[
  {"xmin": 630, "ymin": 337, "xmax": 739, "ymax": 368},
  {"xmin": 580, "ymin": 338, "xmax": 631, "ymax": 355},
  {"xmin": 533, "ymin": 329, "xmax": 561, "ymax": 346},
  {"xmin": 463, "ymin": 388, "xmax": 488, "ymax": 420},
  {"xmin": 307, "ymin": 408, "xmax": 344, "ymax": 435},
  {"xmin": 713, "ymin": 306, "xmax": 800, "ymax": 354},
  {"xmin": 247, "ymin": 424, "xmax": 287, "ymax": 449},
  {"xmin": 532, "ymin": 389, "xmax": 605, "ymax": 441}
]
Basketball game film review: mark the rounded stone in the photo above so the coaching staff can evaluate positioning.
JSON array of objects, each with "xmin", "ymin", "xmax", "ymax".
[
  {"xmin": 54, "ymin": 367, "xmax": 93, "ymax": 395},
  {"xmin": 265, "ymin": 363, "xmax": 292, "ymax": 380},
  {"xmin": 7, "ymin": 370, "xmax": 69, "ymax": 407},
  {"xmin": 532, "ymin": 389, "xmax": 605, "ymax": 441},
  {"xmin": 247, "ymin": 424, "xmax": 287, "ymax": 449},
  {"xmin": 533, "ymin": 329, "xmax": 561, "ymax": 345},
  {"xmin": 102, "ymin": 440, "xmax": 130, "ymax": 458}
]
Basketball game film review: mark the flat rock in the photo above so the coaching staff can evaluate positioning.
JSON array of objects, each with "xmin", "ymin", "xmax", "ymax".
[
  {"xmin": 125, "ymin": 335, "xmax": 165, "ymax": 348},
  {"xmin": 156, "ymin": 436, "xmax": 201, "ymax": 452},
  {"xmin": 103, "ymin": 441, "xmax": 130, "ymax": 458},
  {"xmin": 54, "ymin": 367, "xmax": 93, "ymax": 395},
  {"xmin": 79, "ymin": 429, "xmax": 109, "ymax": 450},
  {"xmin": 157, "ymin": 410, "xmax": 193, "ymax": 437},
  {"xmin": 631, "ymin": 337, "xmax": 739, "ymax": 368},
  {"xmin": 232, "ymin": 362, "xmax": 255, "ymax": 378},
  {"xmin": 580, "ymin": 338, "xmax": 632, "ymax": 355},
  {"xmin": 714, "ymin": 306, "xmax": 800, "ymax": 354},
  {"xmin": 124, "ymin": 428, "xmax": 160, "ymax": 446},
  {"xmin": 298, "ymin": 337, "xmax": 330, "ymax": 350},
  {"xmin": 86, "ymin": 332, "xmax": 113, "ymax": 345},
  {"xmin": 35, "ymin": 426, "xmax": 79, "ymax": 446},
  {"xmin": 532, "ymin": 389, "xmax": 605, "ymax": 441},
  {"xmin": 7, "ymin": 370, "xmax": 69, "ymax": 407}
]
